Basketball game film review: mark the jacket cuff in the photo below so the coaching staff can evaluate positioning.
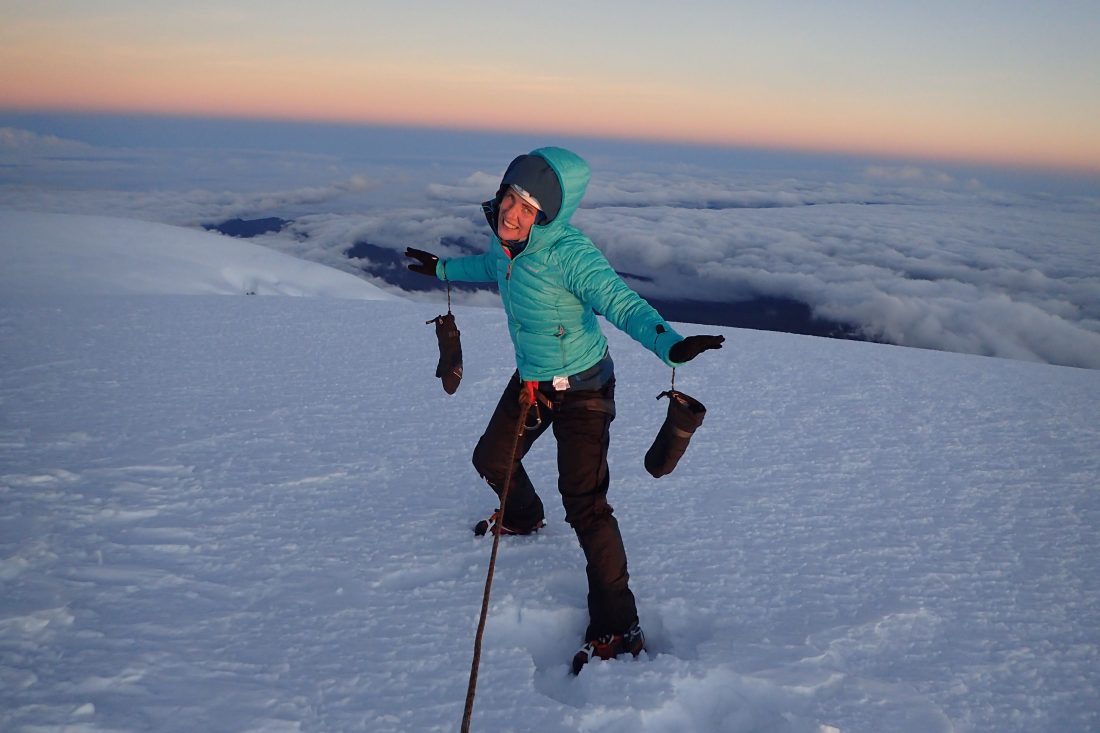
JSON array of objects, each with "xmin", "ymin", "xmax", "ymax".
[
  {"xmin": 435, "ymin": 259, "xmax": 447, "ymax": 280},
  {"xmin": 654, "ymin": 325, "xmax": 685, "ymax": 366}
]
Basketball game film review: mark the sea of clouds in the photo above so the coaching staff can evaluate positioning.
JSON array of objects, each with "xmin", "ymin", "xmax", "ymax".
[{"xmin": 2, "ymin": 119, "xmax": 1098, "ymax": 368}]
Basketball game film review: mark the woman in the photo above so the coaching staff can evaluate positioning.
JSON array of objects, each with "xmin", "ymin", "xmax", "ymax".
[{"xmin": 406, "ymin": 147, "xmax": 723, "ymax": 673}]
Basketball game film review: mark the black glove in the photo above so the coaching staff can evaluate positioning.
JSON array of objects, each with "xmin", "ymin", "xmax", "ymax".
[
  {"xmin": 406, "ymin": 247, "xmax": 439, "ymax": 277},
  {"xmin": 669, "ymin": 335, "xmax": 725, "ymax": 363}
]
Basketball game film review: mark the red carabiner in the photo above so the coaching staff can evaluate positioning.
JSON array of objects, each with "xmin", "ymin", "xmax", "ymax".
[{"xmin": 520, "ymin": 380, "xmax": 541, "ymax": 429}]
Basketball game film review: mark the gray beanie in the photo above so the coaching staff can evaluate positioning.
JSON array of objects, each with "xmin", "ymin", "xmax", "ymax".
[{"xmin": 499, "ymin": 154, "xmax": 562, "ymax": 223}]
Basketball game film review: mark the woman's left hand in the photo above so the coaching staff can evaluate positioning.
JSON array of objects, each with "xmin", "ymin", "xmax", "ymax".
[{"xmin": 669, "ymin": 335, "xmax": 725, "ymax": 363}]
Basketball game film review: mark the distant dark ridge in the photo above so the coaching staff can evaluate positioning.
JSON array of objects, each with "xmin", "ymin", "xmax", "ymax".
[
  {"xmin": 585, "ymin": 200, "xmax": 893, "ymax": 211},
  {"xmin": 205, "ymin": 218, "xmax": 290, "ymax": 238},
  {"xmin": 346, "ymin": 238, "xmax": 493, "ymax": 294},
  {"xmin": 642, "ymin": 296, "xmax": 874, "ymax": 342},
  {"xmin": 202, "ymin": 224, "xmax": 872, "ymax": 344},
  {"xmin": 344, "ymin": 240, "xmax": 872, "ymax": 343}
]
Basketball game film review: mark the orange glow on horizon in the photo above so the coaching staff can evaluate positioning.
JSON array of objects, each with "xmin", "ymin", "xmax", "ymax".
[
  {"xmin": 10, "ymin": 103, "xmax": 1093, "ymax": 179},
  {"xmin": 3, "ymin": 4, "xmax": 1099, "ymax": 179},
  {"xmin": 2, "ymin": 44, "xmax": 1097, "ymax": 177}
]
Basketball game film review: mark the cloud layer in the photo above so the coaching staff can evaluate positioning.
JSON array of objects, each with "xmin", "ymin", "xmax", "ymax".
[{"xmin": 3, "ymin": 125, "xmax": 1098, "ymax": 368}]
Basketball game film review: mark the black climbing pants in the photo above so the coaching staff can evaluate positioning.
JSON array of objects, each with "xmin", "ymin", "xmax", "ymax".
[{"xmin": 472, "ymin": 371, "xmax": 638, "ymax": 640}]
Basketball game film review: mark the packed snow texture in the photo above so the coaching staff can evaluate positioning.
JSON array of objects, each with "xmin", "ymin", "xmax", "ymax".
[{"xmin": 1, "ymin": 211, "xmax": 1098, "ymax": 732}]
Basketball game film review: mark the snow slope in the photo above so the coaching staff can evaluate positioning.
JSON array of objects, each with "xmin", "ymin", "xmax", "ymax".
[
  {"xmin": 1, "ymin": 212, "xmax": 1098, "ymax": 733},
  {"xmin": 0, "ymin": 210, "xmax": 395, "ymax": 300}
]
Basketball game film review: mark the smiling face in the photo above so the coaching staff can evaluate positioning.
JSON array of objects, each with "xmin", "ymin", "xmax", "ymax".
[{"xmin": 496, "ymin": 188, "xmax": 539, "ymax": 244}]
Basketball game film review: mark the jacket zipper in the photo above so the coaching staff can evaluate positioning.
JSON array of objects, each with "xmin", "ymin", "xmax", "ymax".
[
  {"xmin": 502, "ymin": 229, "xmax": 539, "ymax": 341},
  {"xmin": 503, "ymin": 242, "xmax": 516, "ymax": 280}
]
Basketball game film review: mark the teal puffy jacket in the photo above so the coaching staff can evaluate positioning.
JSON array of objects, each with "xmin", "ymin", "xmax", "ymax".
[{"xmin": 436, "ymin": 146, "xmax": 684, "ymax": 382}]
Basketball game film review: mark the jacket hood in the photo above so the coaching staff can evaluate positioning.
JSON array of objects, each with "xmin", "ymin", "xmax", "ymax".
[
  {"xmin": 528, "ymin": 146, "xmax": 589, "ymax": 227},
  {"xmin": 482, "ymin": 147, "xmax": 590, "ymax": 243}
]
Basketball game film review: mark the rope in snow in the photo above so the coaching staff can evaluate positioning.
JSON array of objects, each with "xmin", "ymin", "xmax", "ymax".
[{"xmin": 461, "ymin": 381, "xmax": 536, "ymax": 733}]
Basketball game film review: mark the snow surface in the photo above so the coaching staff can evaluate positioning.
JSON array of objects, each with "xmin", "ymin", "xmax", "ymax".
[
  {"xmin": 2, "ymin": 211, "xmax": 1099, "ymax": 732},
  {"xmin": 0, "ymin": 210, "xmax": 396, "ymax": 300}
]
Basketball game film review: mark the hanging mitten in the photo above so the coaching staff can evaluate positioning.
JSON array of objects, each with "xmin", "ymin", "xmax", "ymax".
[
  {"xmin": 645, "ymin": 390, "xmax": 706, "ymax": 478},
  {"xmin": 427, "ymin": 312, "xmax": 463, "ymax": 394}
]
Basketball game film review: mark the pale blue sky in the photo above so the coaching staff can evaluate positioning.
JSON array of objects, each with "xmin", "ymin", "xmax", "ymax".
[{"xmin": 2, "ymin": 0, "xmax": 1099, "ymax": 171}]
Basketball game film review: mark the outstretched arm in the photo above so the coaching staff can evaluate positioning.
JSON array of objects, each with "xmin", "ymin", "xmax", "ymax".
[
  {"xmin": 405, "ymin": 246, "xmax": 497, "ymax": 283},
  {"xmin": 560, "ymin": 240, "xmax": 726, "ymax": 366}
]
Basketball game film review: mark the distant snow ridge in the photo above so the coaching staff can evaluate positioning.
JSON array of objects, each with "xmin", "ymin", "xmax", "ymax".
[{"xmin": 0, "ymin": 209, "xmax": 398, "ymax": 300}]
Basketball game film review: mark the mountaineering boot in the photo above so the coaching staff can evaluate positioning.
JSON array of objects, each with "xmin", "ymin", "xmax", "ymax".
[
  {"xmin": 473, "ymin": 508, "xmax": 546, "ymax": 537},
  {"xmin": 473, "ymin": 493, "xmax": 545, "ymax": 536},
  {"xmin": 571, "ymin": 621, "xmax": 646, "ymax": 675}
]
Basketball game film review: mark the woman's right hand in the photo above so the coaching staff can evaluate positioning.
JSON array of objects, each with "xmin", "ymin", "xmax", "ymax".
[{"xmin": 405, "ymin": 247, "xmax": 439, "ymax": 276}]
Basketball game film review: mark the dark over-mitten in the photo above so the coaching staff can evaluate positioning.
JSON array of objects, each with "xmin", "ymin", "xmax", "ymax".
[
  {"xmin": 645, "ymin": 390, "xmax": 706, "ymax": 478},
  {"xmin": 427, "ymin": 312, "xmax": 463, "ymax": 394}
]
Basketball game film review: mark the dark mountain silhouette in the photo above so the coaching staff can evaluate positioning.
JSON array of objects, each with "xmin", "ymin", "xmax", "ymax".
[
  {"xmin": 208, "ymin": 218, "xmax": 874, "ymax": 343},
  {"xmin": 204, "ymin": 218, "xmax": 290, "ymax": 238}
]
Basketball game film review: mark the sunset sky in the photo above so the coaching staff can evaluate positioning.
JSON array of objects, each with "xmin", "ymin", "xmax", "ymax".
[{"xmin": 2, "ymin": 0, "xmax": 1099, "ymax": 173}]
